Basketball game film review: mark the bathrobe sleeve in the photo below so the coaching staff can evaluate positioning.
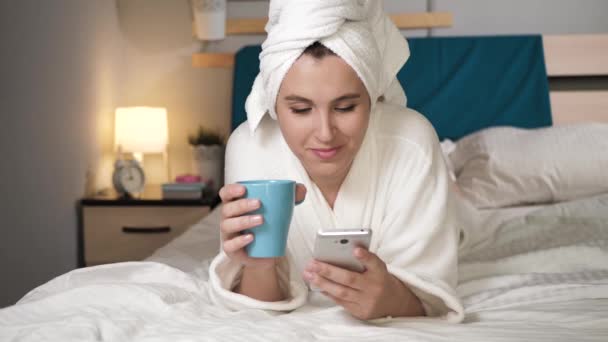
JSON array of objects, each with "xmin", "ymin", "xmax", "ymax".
[
  {"xmin": 375, "ymin": 115, "xmax": 464, "ymax": 322},
  {"xmin": 207, "ymin": 122, "xmax": 308, "ymax": 312},
  {"xmin": 208, "ymin": 251, "xmax": 308, "ymax": 312}
]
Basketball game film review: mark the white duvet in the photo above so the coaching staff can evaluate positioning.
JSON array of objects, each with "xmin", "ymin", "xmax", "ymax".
[{"xmin": 1, "ymin": 195, "xmax": 608, "ymax": 341}]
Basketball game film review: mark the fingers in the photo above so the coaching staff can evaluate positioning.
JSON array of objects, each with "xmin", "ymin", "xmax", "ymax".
[
  {"xmin": 221, "ymin": 198, "xmax": 261, "ymax": 219},
  {"xmin": 222, "ymin": 233, "xmax": 254, "ymax": 254},
  {"xmin": 320, "ymin": 291, "xmax": 369, "ymax": 321},
  {"xmin": 219, "ymin": 184, "xmax": 246, "ymax": 203},
  {"xmin": 354, "ymin": 248, "xmax": 386, "ymax": 274},
  {"xmin": 220, "ymin": 214, "xmax": 263, "ymax": 235},
  {"xmin": 305, "ymin": 261, "xmax": 363, "ymax": 290},
  {"xmin": 295, "ymin": 183, "xmax": 307, "ymax": 204},
  {"xmin": 322, "ymin": 291, "xmax": 353, "ymax": 308},
  {"xmin": 304, "ymin": 271, "xmax": 358, "ymax": 303},
  {"xmin": 221, "ymin": 183, "xmax": 305, "ymax": 208}
]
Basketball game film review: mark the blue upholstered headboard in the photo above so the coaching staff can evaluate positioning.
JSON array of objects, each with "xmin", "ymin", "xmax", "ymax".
[{"xmin": 231, "ymin": 35, "xmax": 552, "ymax": 140}]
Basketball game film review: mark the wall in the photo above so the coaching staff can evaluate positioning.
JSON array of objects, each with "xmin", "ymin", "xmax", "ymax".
[
  {"xmin": 113, "ymin": 0, "xmax": 430, "ymax": 184},
  {"xmin": 0, "ymin": 1, "xmax": 125, "ymax": 307},
  {"xmin": 110, "ymin": 0, "xmax": 231, "ymax": 186},
  {"xmin": 430, "ymin": 0, "xmax": 608, "ymax": 36},
  {"xmin": 117, "ymin": 0, "xmax": 608, "ymax": 182}
]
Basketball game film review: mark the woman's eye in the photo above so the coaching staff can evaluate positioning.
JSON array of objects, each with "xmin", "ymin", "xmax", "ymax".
[
  {"xmin": 291, "ymin": 108, "xmax": 311, "ymax": 114},
  {"xmin": 335, "ymin": 105, "xmax": 356, "ymax": 112}
]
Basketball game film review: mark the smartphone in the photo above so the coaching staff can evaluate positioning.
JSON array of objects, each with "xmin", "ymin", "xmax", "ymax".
[{"xmin": 313, "ymin": 228, "xmax": 372, "ymax": 273}]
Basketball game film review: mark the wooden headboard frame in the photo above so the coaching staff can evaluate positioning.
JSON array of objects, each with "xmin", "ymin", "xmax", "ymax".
[{"xmin": 544, "ymin": 34, "xmax": 608, "ymax": 125}]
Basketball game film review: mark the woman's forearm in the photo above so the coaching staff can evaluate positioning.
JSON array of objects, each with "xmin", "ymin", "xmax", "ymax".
[
  {"xmin": 389, "ymin": 274, "xmax": 425, "ymax": 317},
  {"xmin": 234, "ymin": 265, "xmax": 286, "ymax": 302}
]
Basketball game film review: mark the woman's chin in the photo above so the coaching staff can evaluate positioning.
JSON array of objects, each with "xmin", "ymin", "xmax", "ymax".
[{"xmin": 308, "ymin": 164, "xmax": 347, "ymax": 182}]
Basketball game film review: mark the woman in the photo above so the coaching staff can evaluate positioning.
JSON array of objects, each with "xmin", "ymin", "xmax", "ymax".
[{"xmin": 209, "ymin": 0, "xmax": 463, "ymax": 322}]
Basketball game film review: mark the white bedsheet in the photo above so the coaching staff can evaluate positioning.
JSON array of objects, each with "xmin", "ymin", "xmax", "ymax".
[{"xmin": 1, "ymin": 195, "xmax": 608, "ymax": 341}]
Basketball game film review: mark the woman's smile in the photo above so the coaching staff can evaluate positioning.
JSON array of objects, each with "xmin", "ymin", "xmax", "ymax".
[{"xmin": 309, "ymin": 146, "xmax": 342, "ymax": 160}]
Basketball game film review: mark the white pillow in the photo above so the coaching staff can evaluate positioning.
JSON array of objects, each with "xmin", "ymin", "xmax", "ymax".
[
  {"xmin": 440, "ymin": 139, "xmax": 457, "ymax": 181},
  {"xmin": 448, "ymin": 123, "xmax": 608, "ymax": 208}
]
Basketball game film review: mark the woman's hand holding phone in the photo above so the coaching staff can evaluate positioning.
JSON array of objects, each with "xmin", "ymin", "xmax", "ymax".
[
  {"xmin": 218, "ymin": 183, "xmax": 306, "ymax": 270},
  {"xmin": 303, "ymin": 248, "xmax": 425, "ymax": 320}
]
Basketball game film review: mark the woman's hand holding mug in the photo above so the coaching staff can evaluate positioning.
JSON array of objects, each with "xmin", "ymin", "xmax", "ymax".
[{"xmin": 219, "ymin": 182, "xmax": 306, "ymax": 270}]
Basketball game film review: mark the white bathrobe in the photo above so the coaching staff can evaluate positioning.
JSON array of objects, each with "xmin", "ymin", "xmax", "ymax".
[{"xmin": 209, "ymin": 101, "xmax": 464, "ymax": 322}]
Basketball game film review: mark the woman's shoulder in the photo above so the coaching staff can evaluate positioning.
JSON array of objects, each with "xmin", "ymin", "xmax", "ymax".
[
  {"xmin": 224, "ymin": 116, "xmax": 287, "ymax": 182},
  {"xmin": 227, "ymin": 121, "xmax": 251, "ymax": 148},
  {"xmin": 374, "ymin": 102, "xmax": 440, "ymax": 158},
  {"xmin": 227, "ymin": 116, "xmax": 282, "ymax": 152}
]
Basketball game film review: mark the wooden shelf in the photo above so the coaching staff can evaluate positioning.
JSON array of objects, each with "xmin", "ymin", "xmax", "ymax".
[
  {"xmin": 226, "ymin": 12, "xmax": 452, "ymax": 35},
  {"xmin": 226, "ymin": 17, "xmax": 267, "ymax": 35},
  {"xmin": 191, "ymin": 53, "xmax": 235, "ymax": 68},
  {"xmin": 388, "ymin": 12, "xmax": 453, "ymax": 30},
  {"xmin": 193, "ymin": 12, "xmax": 453, "ymax": 68}
]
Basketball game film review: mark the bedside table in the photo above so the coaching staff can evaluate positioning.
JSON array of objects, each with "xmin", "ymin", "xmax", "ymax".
[{"xmin": 78, "ymin": 186, "xmax": 219, "ymax": 267}]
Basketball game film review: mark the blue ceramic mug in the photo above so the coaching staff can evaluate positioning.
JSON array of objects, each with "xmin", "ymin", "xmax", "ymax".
[{"xmin": 238, "ymin": 180, "xmax": 301, "ymax": 258}]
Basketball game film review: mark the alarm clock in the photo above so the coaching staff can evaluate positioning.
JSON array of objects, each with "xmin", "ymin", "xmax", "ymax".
[{"xmin": 112, "ymin": 159, "xmax": 145, "ymax": 197}]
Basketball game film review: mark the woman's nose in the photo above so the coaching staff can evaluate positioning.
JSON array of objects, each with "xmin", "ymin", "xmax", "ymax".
[{"xmin": 315, "ymin": 112, "xmax": 335, "ymax": 143}]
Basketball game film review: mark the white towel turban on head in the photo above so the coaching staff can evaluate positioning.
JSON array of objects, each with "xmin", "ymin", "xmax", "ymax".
[{"xmin": 245, "ymin": 0, "xmax": 411, "ymax": 133}]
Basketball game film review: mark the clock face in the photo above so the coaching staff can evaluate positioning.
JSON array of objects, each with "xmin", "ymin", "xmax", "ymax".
[
  {"xmin": 119, "ymin": 164, "xmax": 145, "ymax": 194},
  {"xmin": 113, "ymin": 160, "xmax": 145, "ymax": 195}
]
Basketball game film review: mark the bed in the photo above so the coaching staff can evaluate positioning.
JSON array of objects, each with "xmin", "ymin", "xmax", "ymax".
[{"xmin": 1, "ymin": 35, "xmax": 607, "ymax": 341}]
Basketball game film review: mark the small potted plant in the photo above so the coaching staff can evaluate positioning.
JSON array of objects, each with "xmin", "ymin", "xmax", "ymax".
[{"xmin": 188, "ymin": 126, "xmax": 225, "ymax": 191}]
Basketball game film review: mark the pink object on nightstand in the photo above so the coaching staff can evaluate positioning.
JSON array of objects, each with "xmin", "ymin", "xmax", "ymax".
[{"xmin": 175, "ymin": 174, "xmax": 202, "ymax": 183}]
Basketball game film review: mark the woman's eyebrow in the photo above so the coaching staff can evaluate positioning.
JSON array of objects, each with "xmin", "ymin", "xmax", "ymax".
[
  {"xmin": 333, "ymin": 93, "xmax": 360, "ymax": 102},
  {"xmin": 283, "ymin": 93, "xmax": 361, "ymax": 103},
  {"xmin": 284, "ymin": 95, "xmax": 313, "ymax": 103}
]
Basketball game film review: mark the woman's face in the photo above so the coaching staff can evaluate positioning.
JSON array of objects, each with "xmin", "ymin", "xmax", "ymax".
[{"xmin": 275, "ymin": 54, "xmax": 371, "ymax": 183}]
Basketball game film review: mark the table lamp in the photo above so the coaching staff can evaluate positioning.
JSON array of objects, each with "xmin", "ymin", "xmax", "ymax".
[{"xmin": 114, "ymin": 107, "xmax": 169, "ymax": 185}]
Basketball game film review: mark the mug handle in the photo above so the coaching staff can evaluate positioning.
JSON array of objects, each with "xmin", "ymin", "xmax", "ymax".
[{"xmin": 295, "ymin": 183, "xmax": 304, "ymax": 206}]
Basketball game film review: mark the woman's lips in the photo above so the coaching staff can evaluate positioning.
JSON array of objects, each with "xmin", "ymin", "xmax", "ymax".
[{"xmin": 310, "ymin": 146, "xmax": 341, "ymax": 160}]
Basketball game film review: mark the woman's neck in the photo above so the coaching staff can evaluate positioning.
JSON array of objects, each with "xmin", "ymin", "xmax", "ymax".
[
  {"xmin": 311, "ymin": 164, "xmax": 351, "ymax": 209},
  {"xmin": 317, "ymin": 183, "xmax": 340, "ymax": 209}
]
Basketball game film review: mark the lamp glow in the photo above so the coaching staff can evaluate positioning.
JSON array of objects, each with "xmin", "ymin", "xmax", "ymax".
[{"xmin": 114, "ymin": 107, "xmax": 168, "ymax": 154}]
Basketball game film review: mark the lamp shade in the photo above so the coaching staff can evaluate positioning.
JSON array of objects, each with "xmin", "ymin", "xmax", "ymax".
[{"xmin": 114, "ymin": 107, "xmax": 168, "ymax": 153}]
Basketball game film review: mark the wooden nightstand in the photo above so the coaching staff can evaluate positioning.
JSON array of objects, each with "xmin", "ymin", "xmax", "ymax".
[{"xmin": 78, "ymin": 186, "xmax": 219, "ymax": 267}]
